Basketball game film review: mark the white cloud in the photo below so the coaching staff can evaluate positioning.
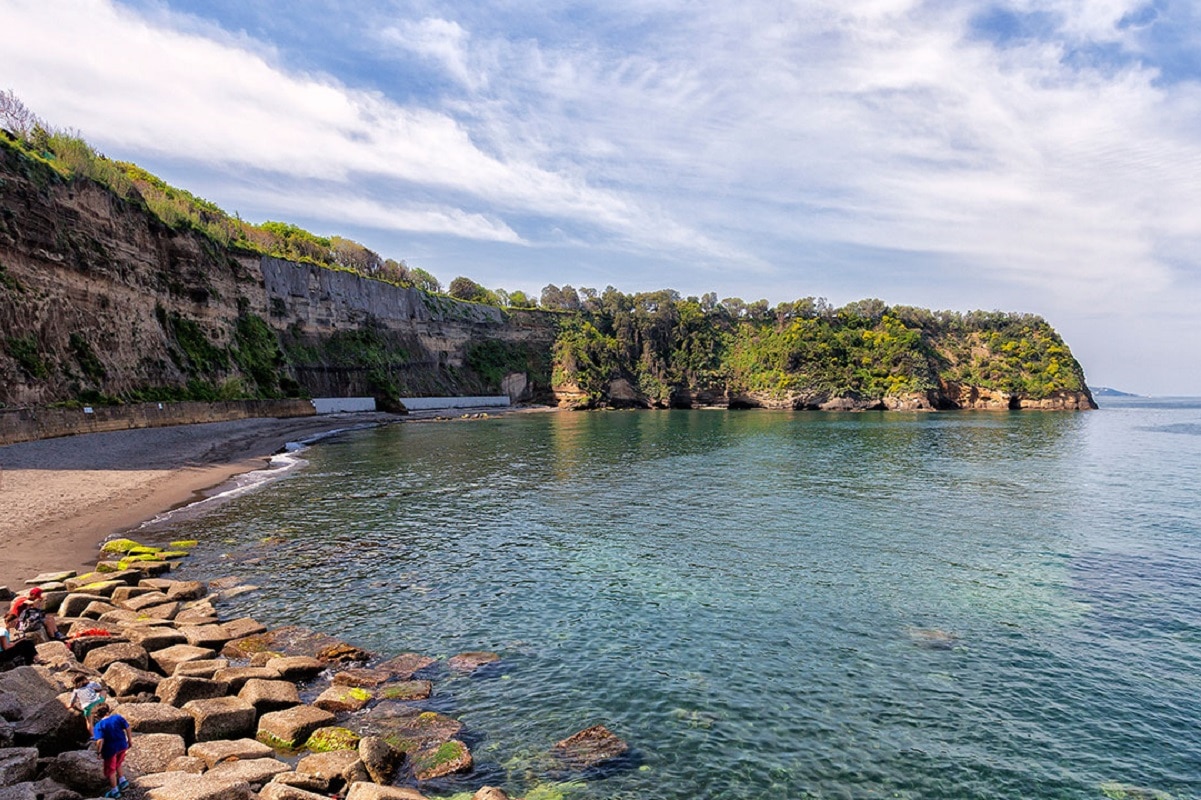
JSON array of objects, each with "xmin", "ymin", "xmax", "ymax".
[{"xmin": 379, "ymin": 17, "xmax": 484, "ymax": 91}]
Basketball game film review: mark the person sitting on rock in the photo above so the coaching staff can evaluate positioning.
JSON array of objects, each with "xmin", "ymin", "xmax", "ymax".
[
  {"xmin": 5, "ymin": 587, "xmax": 64, "ymax": 642},
  {"xmin": 0, "ymin": 625, "xmax": 38, "ymax": 670},
  {"xmin": 70, "ymin": 673, "xmax": 108, "ymax": 734},
  {"xmin": 91, "ymin": 704, "xmax": 131, "ymax": 798}
]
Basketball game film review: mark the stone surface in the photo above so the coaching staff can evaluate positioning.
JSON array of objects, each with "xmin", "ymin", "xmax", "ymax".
[
  {"xmin": 374, "ymin": 653, "xmax": 437, "ymax": 680},
  {"xmin": 178, "ymin": 625, "xmax": 233, "ymax": 649},
  {"xmin": 121, "ymin": 592, "xmax": 174, "ymax": 612},
  {"xmin": 225, "ymin": 626, "xmax": 370, "ymax": 663},
  {"xmin": 239, "ymin": 678, "xmax": 300, "ymax": 715},
  {"xmin": 138, "ymin": 600, "xmax": 182, "ymax": 621},
  {"xmin": 32, "ymin": 641, "xmax": 74, "ymax": 671},
  {"xmin": 172, "ymin": 659, "xmax": 229, "ymax": 679},
  {"xmin": 82, "ymin": 641, "xmax": 149, "ymax": 672},
  {"xmin": 81, "ymin": 600, "xmax": 119, "ymax": 618},
  {"xmin": 412, "ymin": 739, "xmax": 472, "ymax": 781},
  {"xmin": 0, "ymin": 667, "xmax": 83, "ymax": 754},
  {"xmin": 314, "ymin": 685, "xmax": 372, "ymax": 713},
  {"xmin": 358, "ymin": 736, "xmax": 402, "ymax": 785},
  {"xmin": 117, "ymin": 702, "xmax": 194, "ymax": 740},
  {"xmin": 123, "ymin": 625, "xmax": 188, "ymax": 652},
  {"xmin": 188, "ymin": 737, "xmax": 275, "ymax": 768},
  {"xmin": 552, "ymin": 724, "xmax": 629, "ymax": 769},
  {"xmin": 304, "ymin": 726, "xmax": 361, "ymax": 752},
  {"xmin": 57, "ymin": 593, "xmax": 111, "ymax": 618},
  {"xmin": 265, "ymin": 656, "xmax": 325, "ymax": 682},
  {"xmin": 150, "ymin": 645, "xmax": 217, "ymax": 676},
  {"xmin": 295, "ymin": 749, "xmax": 360, "ymax": 781},
  {"xmin": 212, "ymin": 666, "xmax": 279, "ymax": 692},
  {"xmin": 104, "ymin": 661, "xmax": 163, "ymax": 696},
  {"xmin": 124, "ymin": 732, "xmax": 188, "ymax": 775},
  {"xmin": 355, "ymin": 704, "xmax": 462, "ymax": 753},
  {"xmin": 43, "ymin": 750, "xmax": 109, "ymax": 795},
  {"xmin": 376, "ymin": 681, "xmax": 432, "ymax": 701},
  {"xmin": 164, "ymin": 581, "xmax": 207, "ymax": 602},
  {"xmin": 156, "ymin": 676, "xmax": 231, "ymax": 707},
  {"xmin": 110, "ymin": 585, "xmax": 159, "ymax": 603},
  {"xmin": 0, "ymin": 783, "xmax": 36, "ymax": 800},
  {"xmin": 259, "ymin": 782, "xmax": 334, "ymax": 800},
  {"xmin": 166, "ymin": 755, "xmax": 207, "ymax": 774},
  {"xmin": 205, "ymin": 756, "xmax": 291, "ymax": 785},
  {"xmin": 142, "ymin": 774, "xmax": 254, "ymax": 800},
  {"xmin": 258, "ymin": 705, "xmax": 337, "ymax": 749},
  {"xmin": 270, "ymin": 771, "xmax": 332, "ymax": 793},
  {"xmin": 0, "ymin": 748, "xmax": 38, "ymax": 786},
  {"xmin": 344, "ymin": 783, "xmax": 431, "ymax": 800},
  {"xmin": 472, "ymin": 788, "xmax": 512, "ymax": 800},
  {"xmin": 66, "ymin": 634, "xmax": 127, "ymax": 662},
  {"xmin": 183, "ymin": 696, "xmax": 257, "ymax": 742},
  {"xmin": 332, "ymin": 668, "xmax": 392, "ymax": 688},
  {"xmin": 446, "ymin": 651, "xmax": 500, "ymax": 673},
  {"xmin": 220, "ymin": 617, "xmax": 268, "ymax": 640}
]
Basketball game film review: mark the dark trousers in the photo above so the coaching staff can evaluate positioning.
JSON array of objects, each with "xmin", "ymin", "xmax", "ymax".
[{"xmin": 0, "ymin": 638, "xmax": 37, "ymax": 670}]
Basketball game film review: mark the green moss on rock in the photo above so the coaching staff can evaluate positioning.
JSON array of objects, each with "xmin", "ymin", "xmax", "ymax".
[
  {"xmin": 305, "ymin": 726, "xmax": 361, "ymax": 752},
  {"xmin": 100, "ymin": 538, "xmax": 145, "ymax": 554}
]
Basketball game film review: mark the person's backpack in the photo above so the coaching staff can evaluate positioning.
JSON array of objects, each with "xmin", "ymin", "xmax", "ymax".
[{"xmin": 15, "ymin": 603, "xmax": 45, "ymax": 636}]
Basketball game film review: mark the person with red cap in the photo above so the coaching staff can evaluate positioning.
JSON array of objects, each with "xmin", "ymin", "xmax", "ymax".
[{"xmin": 5, "ymin": 587, "xmax": 64, "ymax": 642}]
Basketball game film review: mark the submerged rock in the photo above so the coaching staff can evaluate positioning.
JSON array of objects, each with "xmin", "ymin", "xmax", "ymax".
[
  {"xmin": 412, "ymin": 739, "xmax": 472, "ymax": 781},
  {"xmin": 446, "ymin": 651, "xmax": 500, "ymax": 673},
  {"xmin": 552, "ymin": 725, "xmax": 629, "ymax": 770}
]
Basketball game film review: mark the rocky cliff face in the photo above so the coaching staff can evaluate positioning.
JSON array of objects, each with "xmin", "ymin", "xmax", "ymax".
[{"xmin": 0, "ymin": 148, "xmax": 556, "ymax": 408}]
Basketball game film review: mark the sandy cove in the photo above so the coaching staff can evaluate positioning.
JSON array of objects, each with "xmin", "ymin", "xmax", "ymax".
[{"xmin": 0, "ymin": 413, "xmax": 403, "ymax": 590}]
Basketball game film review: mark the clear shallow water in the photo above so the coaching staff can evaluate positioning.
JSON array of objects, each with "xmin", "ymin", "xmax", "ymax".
[{"xmin": 159, "ymin": 401, "xmax": 1201, "ymax": 799}]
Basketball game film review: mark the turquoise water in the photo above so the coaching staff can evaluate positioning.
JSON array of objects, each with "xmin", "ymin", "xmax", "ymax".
[{"xmin": 163, "ymin": 401, "xmax": 1201, "ymax": 799}]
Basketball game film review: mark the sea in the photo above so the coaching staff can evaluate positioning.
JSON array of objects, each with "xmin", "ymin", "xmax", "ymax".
[{"xmin": 145, "ymin": 397, "xmax": 1201, "ymax": 800}]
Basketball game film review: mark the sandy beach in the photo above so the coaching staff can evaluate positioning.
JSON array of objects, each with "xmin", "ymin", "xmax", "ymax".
[{"xmin": 0, "ymin": 413, "xmax": 402, "ymax": 589}]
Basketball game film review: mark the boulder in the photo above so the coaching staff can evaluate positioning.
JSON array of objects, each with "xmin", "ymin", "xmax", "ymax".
[
  {"xmin": 173, "ymin": 659, "xmax": 229, "ymax": 679},
  {"xmin": 377, "ymin": 681, "xmax": 432, "ymax": 702},
  {"xmin": 333, "ymin": 669, "xmax": 392, "ymax": 688},
  {"xmin": 373, "ymin": 654, "xmax": 436, "ymax": 680},
  {"xmin": 446, "ymin": 651, "xmax": 500, "ymax": 673},
  {"xmin": 314, "ymin": 685, "xmax": 372, "ymax": 713},
  {"xmin": 0, "ymin": 748, "xmax": 38, "ymax": 785},
  {"xmin": 0, "ymin": 783, "xmax": 37, "ymax": 800},
  {"xmin": 138, "ymin": 600, "xmax": 182, "ymax": 621},
  {"xmin": 258, "ymin": 705, "xmax": 336, "ymax": 749},
  {"xmin": 0, "ymin": 668, "xmax": 83, "ymax": 754},
  {"xmin": 206, "ymin": 757, "xmax": 291, "ymax": 785},
  {"xmin": 116, "ymin": 701, "xmax": 194, "ymax": 739},
  {"xmin": 104, "ymin": 662, "xmax": 162, "ymax": 696},
  {"xmin": 265, "ymin": 656, "xmax": 325, "ymax": 682},
  {"xmin": 269, "ymin": 771, "xmax": 333, "ymax": 793},
  {"xmin": 42, "ymin": 749, "xmax": 109, "ymax": 795},
  {"xmin": 239, "ymin": 679, "xmax": 300, "ymax": 715},
  {"xmin": 156, "ymin": 676, "xmax": 231, "ymax": 707},
  {"xmin": 178, "ymin": 625, "xmax": 233, "ymax": 650},
  {"xmin": 32, "ymin": 641, "xmax": 74, "ymax": 671},
  {"xmin": 344, "ymin": 784, "xmax": 430, "ymax": 800},
  {"xmin": 295, "ymin": 749, "xmax": 360, "ymax": 782},
  {"xmin": 173, "ymin": 608, "xmax": 217, "ymax": 626},
  {"xmin": 0, "ymin": 692, "xmax": 22, "ymax": 721},
  {"xmin": 142, "ymin": 774, "xmax": 253, "ymax": 800},
  {"xmin": 359, "ymin": 736, "xmax": 403, "ymax": 785},
  {"xmin": 213, "ymin": 666, "xmax": 279, "ymax": 692},
  {"xmin": 124, "ymin": 732, "xmax": 188, "ymax": 775},
  {"xmin": 412, "ymin": 739, "xmax": 472, "ymax": 781},
  {"xmin": 83, "ymin": 642, "xmax": 149, "ymax": 672},
  {"xmin": 188, "ymin": 738, "xmax": 274, "ymax": 768},
  {"xmin": 164, "ymin": 581, "xmax": 207, "ymax": 602},
  {"xmin": 81, "ymin": 600, "xmax": 118, "ymax": 619},
  {"xmin": 183, "ymin": 696, "xmax": 256, "ymax": 742},
  {"xmin": 150, "ymin": 645, "xmax": 217, "ymax": 676},
  {"xmin": 67, "ymin": 634, "xmax": 127, "ymax": 662},
  {"xmin": 552, "ymin": 724, "xmax": 629, "ymax": 769},
  {"xmin": 110, "ymin": 586, "xmax": 159, "ymax": 603}
]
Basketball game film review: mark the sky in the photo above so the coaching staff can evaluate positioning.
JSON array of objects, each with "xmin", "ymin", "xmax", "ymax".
[{"xmin": 3, "ymin": 0, "xmax": 1201, "ymax": 395}]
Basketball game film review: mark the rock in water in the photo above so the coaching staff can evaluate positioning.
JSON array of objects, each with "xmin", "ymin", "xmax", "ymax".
[{"xmin": 552, "ymin": 725, "xmax": 629, "ymax": 770}]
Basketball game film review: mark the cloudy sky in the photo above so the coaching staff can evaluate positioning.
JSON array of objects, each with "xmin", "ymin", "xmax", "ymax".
[{"xmin": 4, "ymin": 0, "xmax": 1201, "ymax": 394}]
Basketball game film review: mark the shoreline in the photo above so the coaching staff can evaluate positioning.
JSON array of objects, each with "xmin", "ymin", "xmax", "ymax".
[{"xmin": 0, "ymin": 412, "xmax": 404, "ymax": 589}]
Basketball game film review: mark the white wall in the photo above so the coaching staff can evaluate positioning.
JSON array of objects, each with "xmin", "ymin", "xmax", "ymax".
[{"xmin": 311, "ymin": 397, "xmax": 377, "ymax": 414}]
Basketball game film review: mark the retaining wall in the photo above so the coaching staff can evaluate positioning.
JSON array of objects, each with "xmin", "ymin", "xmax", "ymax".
[
  {"xmin": 398, "ymin": 396, "xmax": 511, "ymax": 411},
  {"xmin": 0, "ymin": 399, "xmax": 316, "ymax": 446}
]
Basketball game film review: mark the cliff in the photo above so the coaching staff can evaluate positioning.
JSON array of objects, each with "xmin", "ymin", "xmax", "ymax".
[{"xmin": 0, "ymin": 139, "xmax": 1094, "ymax": 415}]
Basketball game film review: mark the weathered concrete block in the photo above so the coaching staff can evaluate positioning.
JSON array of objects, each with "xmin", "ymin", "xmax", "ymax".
[
  {"xmin": 57, "ymin": 593, "xmax": 111, "ymax": 618},
  {"xmin": 123, "ymin": 625, "xmax": 188, "ymax": 652},
  {"xmin": 332, "ymin": 668, "xmax": 391, "ymax": 688},
  {"xmin": 220, "ymin": 617, "xmax": 268, "ymax": 640},
  {"xmin": 295, "ymin": 749, "xmax": 360, "ymax": 781},
  {"xmin": 165, "ymin": 581, "xmax": 207, "ymax": 602},
  {"xmin": 258, "ymin": 705, "xmax": 336, "ymax": 749},
  {"xmin": 110, "ymin": 585, "xmax": 159, "ymax": 603},
  {"xmin": 259, "ymin": 782, "xmax": 336, "ymax": 800},
  {"xmin": 213, "ymin": 666, "xmax": 279, "ymax": 692},
  {"xmin": 150, "ymin": 644, "xmax": 217, "ymax": 675},
  {"xmin": 412, "ymin": 739, "xmax": 472, "ymax": 781},
  {"xmin": 265, "ymin": 656, "xmax": 325, "ymax": 682},
  {"xmin": 104, "ymin": 661, "xmax": 163, "ymax": 696},
  {"xmin": 143, "ymin": 774, "xmax": 253, "ymax": 800},
  {"xmin": 173, "ymin": 659, "xmax": 229, "ymax": 679},
  {"xmin": 373, "ymin": 653, "xmax": 436, "ymax": 680},
  {"xmin": 156, "ymin": 676, "xmax": 231, "ymax": 707},
  {"xmin": 239, "ymin": 679, "xmax": 300, "ymax": 715},
  {"xmin": 43, "ymin": 749, "xmax": 109, "ymax": 795},
  {"xmin": 344, "ymin": 783, "xmax": 431, "ymax": 800},
  {"xmin": 121, "ymin": 592, "xmax": 173, "ymax": 612},
  {"xmin": 83, "ymin": 642, "xmax": 149, "ymax": 672},
  {"xmin": 188, "ymin": 737, "xmax": 274, "ymax": 768},
  {"xmin": 359, "ymin": 736, "xmax": 402, "ymax": 785},
  {"xmin": 206, "ymin": 757, "xmax": 291, "ymax": 785},
  {"xmin": 166, "ymin": 755, "xmax": 207, "ymax": 773},
  {"xmin": 178, "ymin": 624, "xmax": 234, "ymax": 649},
  {"xmin": 125, "ymin": 732, "xmax": 188, "ymax": 776},
  {"xmin": 82, "ymin": 600, "xmax": 119, "ymax": 619},
  {"xmin": 314, "ymin": 685, "xmax": 371, "ymax": 713},
  {"xmin": 117, "ymin": 701, "xmax": 194, "ymax": 740},
  {"xmin": 183, "ymin": 696, "xmax": 256, "ymax": 742}
]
